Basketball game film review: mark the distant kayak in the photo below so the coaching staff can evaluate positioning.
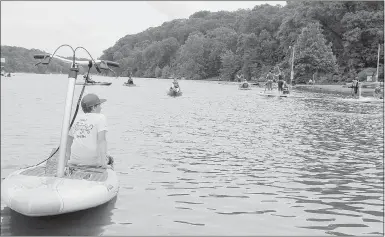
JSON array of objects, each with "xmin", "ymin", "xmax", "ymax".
[
  {"xmin": 239, "ymin": 83, "xmax": 250, "ymax": 89},
  {"xmin": 123, "ymin": 82, "xmax": 136, "ymax": 87},
  {"xmin": 167, "ymin": 87, "xmax": 182, "ymax": 97},
  {"xmin": 2, "ymin": 73, "xmax": 11, "ymax": 77},
  {"xmin": 76, "ymin": 82, "xmax": 112, "ymax": 86}
]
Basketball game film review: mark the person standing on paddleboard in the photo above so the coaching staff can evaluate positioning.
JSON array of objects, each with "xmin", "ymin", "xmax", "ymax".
[
  {"xmin": 282, "ymin": 80, "xmax": 290, "ymax": 94},
  {"xmin": 374, "ymin": 85, "xmax": 383, "ymax": 99},
  {"xmin": 272, "ymin": 66, "xmax": 281, "ymax": 83},
  {"xmin": 277, "ymin": 75, "xmax": 284, "ymax": 94},
  {"xmin": 351, "ymin": 77, "xmax": 359, "ymax": 99},
  {"xmin": 265, "ymin": 70, "xmax": 274, "ymax": 92},
  {"xmin": 65, "ymin": 93, "xmax": 113, "ymax": 168}
]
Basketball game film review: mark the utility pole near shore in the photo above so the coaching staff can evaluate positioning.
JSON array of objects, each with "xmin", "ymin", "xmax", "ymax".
[
  {"xmin": 376, "ymin": 44, "xmax": 381, "ymax": 82},
  {"xmin": 289, "ymin": 45, "xmax": 295, "ymax": 85}
]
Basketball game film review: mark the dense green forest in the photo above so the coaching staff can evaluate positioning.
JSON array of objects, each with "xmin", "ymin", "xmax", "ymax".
[
  {"xmin": 1, "ymin": 1, "xmax": 384, "ymax": 83},
  {"xmin": 99, "ymin": 1, "xmax": 384, "ymax": 83}
]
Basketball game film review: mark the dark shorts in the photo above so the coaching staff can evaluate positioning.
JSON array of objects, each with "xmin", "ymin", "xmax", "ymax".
[
  {"xmin": 107, "ymin": 156, "xmax": 114, "ymax": 165},
  {"xmin": 354, "ymin": 87, "xmax": 358, "ymax": 94}
]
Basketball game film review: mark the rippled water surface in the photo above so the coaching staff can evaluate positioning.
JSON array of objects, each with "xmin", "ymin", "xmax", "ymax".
[{"xmin": 1, "ymin": 74, "xmax": 384, "ymax": 236}]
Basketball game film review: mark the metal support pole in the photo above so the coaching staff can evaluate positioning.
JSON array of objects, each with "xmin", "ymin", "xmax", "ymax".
[
  {"xmin": 56, "ymin": 64, "xmax": 78, "ymax": 177},
  {"xmin": 290, "ymin": 46, "xmax": 295, "ymax": 85},
  {"xmin": 376, "ymin": 44, "xmax": 380, "ymax": 82}
]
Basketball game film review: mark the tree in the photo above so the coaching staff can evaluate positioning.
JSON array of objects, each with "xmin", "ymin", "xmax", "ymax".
[
  {"xmin": 220, "ymin": 50, "xmax": 240, "ymax": 81},
  {"xmin": 158, "ymin": 37, "xmax": 180, "ymax": 68},
  {"xmin": 176, "ymin": 32, "xmax": 208, "ymax": 79},
  {"xmin": 342, "ymin": 7, "xmax": 384, "ymax": 72},
  {"xmin": 113, "ymin": 51, "xmax": 124, "ymax": 61},
  {"xmin": 155, "ymin": 66, "xmax": 162, "ymax": 78},
  {"xmin": 295, "ymin": 22, "xmax": 338, "ymax": 82},
  {"xmin": 161, "ymin": 65, "xmax": 171, "ymax": 78}
]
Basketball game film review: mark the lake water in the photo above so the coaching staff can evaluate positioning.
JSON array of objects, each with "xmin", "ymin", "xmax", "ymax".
[{"xmin": 1, "ymin": 74, "xmax": 383, "ymax": 236}]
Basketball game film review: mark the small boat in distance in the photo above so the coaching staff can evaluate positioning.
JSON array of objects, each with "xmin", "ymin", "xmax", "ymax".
[{"xmin": 167, "ymin": 87, "xmax": 182, "ymax": 97}]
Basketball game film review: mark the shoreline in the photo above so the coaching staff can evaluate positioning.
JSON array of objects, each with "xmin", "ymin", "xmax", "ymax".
[
  {"xmin": 293, "ymin": 84, "xmax": 383, "ymax": 98},
  {"xmin": 6, "ymin": 73, "xmax": 384, "ymax": 99}
]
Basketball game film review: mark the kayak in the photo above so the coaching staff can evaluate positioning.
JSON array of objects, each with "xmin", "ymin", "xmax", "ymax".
[
  {"xmin": 167, "ymin": 87, "xmax": 182, "ymax": 97},
  {"xmin": 123, "ymin": 82, "xmax": 136, "ymax": 87},
  {"xmin": 239, "ymin": 83, "xmax": 251, "ymax": 90},
  {"xmin": 75, "ymin": 82, "xmax": 112, "ymax": 86},
  {"xmin": 1, "ymin": 151, "xmax": 119, "ymax": 217}
]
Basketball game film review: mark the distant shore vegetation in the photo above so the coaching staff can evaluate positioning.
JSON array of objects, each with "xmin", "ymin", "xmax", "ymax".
[{"xmin": 1, "ymin": 1, "xmax": 383, "ymax": 83}]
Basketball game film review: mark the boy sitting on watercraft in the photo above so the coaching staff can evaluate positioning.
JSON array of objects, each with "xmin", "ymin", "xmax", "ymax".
[{"xmin": 65, "ymin": 93, "xmax": 113, "ymax": 169}]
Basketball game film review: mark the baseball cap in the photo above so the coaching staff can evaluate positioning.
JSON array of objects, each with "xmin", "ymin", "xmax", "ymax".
[{"xmin": 81, "ymin": 93, "xmax": 107, "ymax": 108}]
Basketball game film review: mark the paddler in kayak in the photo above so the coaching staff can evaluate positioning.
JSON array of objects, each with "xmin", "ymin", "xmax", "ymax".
[
  {"xmin": 240, "ymin": 77, "xmax": 249, "ymax": 88},
  {"xmin": 65, "ymin": 93, "xmax": 113, "ymax": 169},
  {"xmin": 126, "ymin": 71, "xmax": 134, "ymax": 85},
  {"xmin": 83, "ymin": 74, "xmax": 96, "ymax": 84},
  {"xmin": 170, "ymin": 78, "xmax": 180, "ymax": 92}
]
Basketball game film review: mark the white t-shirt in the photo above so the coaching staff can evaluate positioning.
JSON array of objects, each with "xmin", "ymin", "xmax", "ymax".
[{"xmin": 68, "ymin": 113, "xmax": 108, "ymax": 166}]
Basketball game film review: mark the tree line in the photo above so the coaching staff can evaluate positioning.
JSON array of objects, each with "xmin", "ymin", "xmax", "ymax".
[{"xmin": 99, "ymin": 1, "xmax": 384, "ymax": 83}]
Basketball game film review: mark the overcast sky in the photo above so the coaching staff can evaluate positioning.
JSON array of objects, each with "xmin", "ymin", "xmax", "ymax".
[{"xmin": 1, "ymin": 1, "xmax": 286, "ymax": 58}]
